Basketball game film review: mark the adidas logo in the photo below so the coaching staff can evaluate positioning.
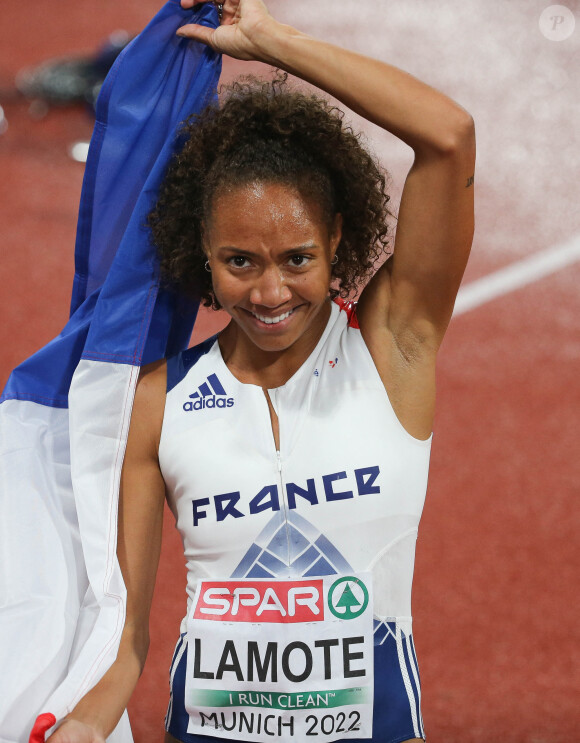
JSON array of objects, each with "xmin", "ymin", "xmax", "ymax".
[{"xmin": 182, "ymin": 373, "xmax": 234, "ymax": 412}]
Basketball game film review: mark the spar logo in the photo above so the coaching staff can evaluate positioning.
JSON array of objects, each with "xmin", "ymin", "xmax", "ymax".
[
  {"xmin": 194, "ymin": 580, "xmax": 325, "ymax": 623},
  {"xmin": 327, "ymin": 577, "xmax": 369, "ymax": 620},
  {"xmin": 183, "ymin": 373, "xmax": 234, "ymax": 412}
]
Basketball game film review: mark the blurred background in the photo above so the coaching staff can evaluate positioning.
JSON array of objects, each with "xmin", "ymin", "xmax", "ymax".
[{"xmin": 1, "ymin": 1, "xmax": 578, "ymax": 741}]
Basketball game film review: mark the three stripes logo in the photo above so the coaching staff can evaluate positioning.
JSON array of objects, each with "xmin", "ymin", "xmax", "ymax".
[{"xmin": 182, "ymin": 373, "xmax": 234, "ymax": 412}]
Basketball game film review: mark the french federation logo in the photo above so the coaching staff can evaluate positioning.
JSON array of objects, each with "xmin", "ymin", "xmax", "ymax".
[
  {"xmin": 183, "ymin": 373, "xmax": 234, "ymax": 412},
  {"xmin": 328, "ymin": 576, "xmax": 369, "ymax": 619}
]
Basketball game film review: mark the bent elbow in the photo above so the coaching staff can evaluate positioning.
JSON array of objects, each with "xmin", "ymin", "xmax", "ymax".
[{"xmin": 442, "ymin": 112, "xmax": 476, "ymax": 156}]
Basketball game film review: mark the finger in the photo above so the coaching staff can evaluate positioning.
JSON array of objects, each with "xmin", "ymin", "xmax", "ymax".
[{"xmin": 176, "ymin": 23, "xmax": 216, "ymax": 47}]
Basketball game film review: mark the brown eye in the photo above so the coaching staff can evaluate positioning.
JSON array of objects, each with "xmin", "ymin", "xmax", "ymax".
[
  {"xmin": 229, "ymin": 256, "xmax": 250, "ymax": 268},
  {"xmin": 289, "ymin": 255, "xmax": 310, "ymax": 267}
]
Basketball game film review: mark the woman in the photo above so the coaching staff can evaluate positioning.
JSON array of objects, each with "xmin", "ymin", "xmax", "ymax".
[{"xmin": 48, "ymin": 0, "xmax": 475, "ymax": 741}]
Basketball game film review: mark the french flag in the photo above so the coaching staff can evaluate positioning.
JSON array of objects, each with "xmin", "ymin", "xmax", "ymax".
[{"xmin": 0, "ymin": 3, "xmax": 221, "ymax": 740}]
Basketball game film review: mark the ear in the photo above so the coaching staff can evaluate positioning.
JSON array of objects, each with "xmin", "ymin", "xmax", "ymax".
[
  {"xmin": 200, "ymin": 221, "xmax": 211, "ymax": 259},
  {"xmin": 330, "ymin": 213, "xmax": 343, "ymax": 258}
]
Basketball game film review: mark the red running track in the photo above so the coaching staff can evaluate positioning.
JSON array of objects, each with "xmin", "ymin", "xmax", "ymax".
[{"xmin": 1, "ymin": 1, "xmax": 579, "ymax": 741}]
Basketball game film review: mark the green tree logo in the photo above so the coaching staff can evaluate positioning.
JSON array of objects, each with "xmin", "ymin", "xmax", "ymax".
[{"xmin": 328, "ymin": 577, "xmax": 369, "ymax": 619}]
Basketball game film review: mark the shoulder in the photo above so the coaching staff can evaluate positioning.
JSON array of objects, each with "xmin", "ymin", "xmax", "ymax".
[
  {"xmin": 338, "ymin": 279, "xmax": 436, "ymax": 441},
  {"xmin": 128, "ymin": 360, "xmax": 167, "ymax": 456},
  {"xmin": 136, "ymin": 358, "xmax": 167, "ymax": 400},
  {"xmin": 166, "ymin": 335, "xmax": 217, "ymax": 395},
  {"xmin": 333, "ymin": 297, "xmax": 360, "ymax": 328}
]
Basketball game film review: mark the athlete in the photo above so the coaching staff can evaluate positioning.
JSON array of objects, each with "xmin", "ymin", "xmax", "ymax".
[{"xmin": 46, "ymin": 0, "xmax": 475, "ymax": 741}]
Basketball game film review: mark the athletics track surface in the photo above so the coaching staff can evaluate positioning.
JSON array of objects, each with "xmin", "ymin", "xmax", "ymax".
[{"xmin": 0, "ymin": 1, "xmax": 578, "ymax": 740}]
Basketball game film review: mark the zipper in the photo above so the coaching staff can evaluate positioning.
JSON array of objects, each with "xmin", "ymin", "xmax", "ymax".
[
  {"xmin": 270, "ymin": 389, "xmax": 291, "ymax": 567},
  {"xmin": 275, "ymin": 447, "xmax": 292, "ymax": 568}
]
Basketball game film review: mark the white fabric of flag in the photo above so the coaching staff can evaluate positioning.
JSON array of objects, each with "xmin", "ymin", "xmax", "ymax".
[{"xmin": 0, "ymin": 3, "xmax": 221, "ymax": 741}]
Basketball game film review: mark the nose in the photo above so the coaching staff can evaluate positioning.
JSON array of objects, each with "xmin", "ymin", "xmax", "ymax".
[{"xmin": 249, "ymin": 266, "xmax": 292, "ymax": 308}]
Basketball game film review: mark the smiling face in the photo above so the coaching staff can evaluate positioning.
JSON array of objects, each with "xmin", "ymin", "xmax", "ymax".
[{"xmin": 203, "ymin": 180, "xmax": 342, "ymax": 359}]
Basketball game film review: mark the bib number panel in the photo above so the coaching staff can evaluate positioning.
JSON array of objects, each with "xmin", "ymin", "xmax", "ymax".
[{"xmin": 185, "ymin": 573, "xmax": 374, "ymax": 742}]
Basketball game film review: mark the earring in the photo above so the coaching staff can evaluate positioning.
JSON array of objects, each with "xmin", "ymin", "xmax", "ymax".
[
  {"xmin": 331, "ymin": 255, "xmax": 338, "ymax": 265},
  {"xmin": 204, "ymin": 261, "xmax": 212, "ymax": 273}
]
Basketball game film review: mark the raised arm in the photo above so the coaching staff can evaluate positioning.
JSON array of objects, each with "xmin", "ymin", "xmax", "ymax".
[
  {"xmin": 47, "ymin": 362, "xmax": 167, "ymax": 743},
  {"xmin": 178, "ymin": 1, "xmax": 474, "ymax": 331},
  {"xmin": 179, "ymin": 0, "xmax": 475, "ymax": 438}
]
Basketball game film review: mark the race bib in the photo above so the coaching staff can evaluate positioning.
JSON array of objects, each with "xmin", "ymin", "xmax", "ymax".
[{"xmin": 184, "ymin": 573, "xmax": 374, "ymax": 742}]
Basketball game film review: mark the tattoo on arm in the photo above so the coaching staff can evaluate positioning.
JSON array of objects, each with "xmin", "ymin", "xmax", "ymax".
[{"xmin": 466, "ymin": 174, "xmax": 474, "ymax": 188}]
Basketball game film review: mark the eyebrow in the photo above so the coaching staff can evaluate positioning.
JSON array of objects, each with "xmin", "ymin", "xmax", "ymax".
[
  {"xmin": 284, "ymin": 244, "xmax": 321, "ymax": 254},
  {"xmin": 216, "ymin": 243, "xmax": 321, "ymax": 255}
]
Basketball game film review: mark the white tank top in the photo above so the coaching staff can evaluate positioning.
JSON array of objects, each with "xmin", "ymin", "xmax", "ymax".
[{"xmin": 159, "ymin": 300, "xmax": 432, "ymax": 634}]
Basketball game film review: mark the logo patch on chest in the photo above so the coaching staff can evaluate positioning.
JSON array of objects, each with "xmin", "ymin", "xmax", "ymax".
[{"xmin": 183, "ymin": 373, "xmax": 234, "ymax": 411}]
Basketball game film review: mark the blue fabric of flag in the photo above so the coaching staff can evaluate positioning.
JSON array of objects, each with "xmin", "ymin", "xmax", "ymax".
[
  {"xmin": 0, "ymin": 3, "xmax": 221, "ymax": 740},
  {"xmin": 1, "ymin": 0, "xmax": 222, "ymax": 408}
]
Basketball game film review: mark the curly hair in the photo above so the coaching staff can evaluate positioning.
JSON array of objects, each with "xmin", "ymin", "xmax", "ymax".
[{"xmin": 148, "ymin": 73, "xmax": 394, "ymax": 309}]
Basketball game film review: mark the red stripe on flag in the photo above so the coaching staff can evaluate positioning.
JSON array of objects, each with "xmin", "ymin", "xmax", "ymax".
[{"xmin": 29, "ymin": 713, "xmax": 57, "ymax": 743}]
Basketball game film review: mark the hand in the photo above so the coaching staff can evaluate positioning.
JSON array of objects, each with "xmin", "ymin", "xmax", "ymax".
[
  {"xmin": 45, "ymin": 719, "xmax": 105, "ymax": 743},
  {"xmin": 177, "ymin": 0, "xmax": 277, "ymax": 62}
]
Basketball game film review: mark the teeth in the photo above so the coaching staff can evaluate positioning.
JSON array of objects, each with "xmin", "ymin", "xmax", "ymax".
[{"xmin": 253, "ymin": 309, "xmax": 293, "ymax": 325}]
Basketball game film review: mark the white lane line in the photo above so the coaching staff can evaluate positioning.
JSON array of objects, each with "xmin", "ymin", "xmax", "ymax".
[{"xmin": 453, "ymin": 233, "xmax": 580, "ymax": 316}]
